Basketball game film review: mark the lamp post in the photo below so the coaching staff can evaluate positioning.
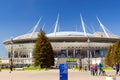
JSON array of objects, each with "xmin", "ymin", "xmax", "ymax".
[
  {"xmin": 10, "ymin": 37, "xmax": 13, "ymax": 66},
  {"xmin": 87, "ymin": 38, "xmax": 90, "ymax": 71}
]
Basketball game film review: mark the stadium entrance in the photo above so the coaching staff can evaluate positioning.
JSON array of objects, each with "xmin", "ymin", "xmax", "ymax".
[{"xmin": 54, "ymin": 48, "xmax": 106, "ymax": 68}]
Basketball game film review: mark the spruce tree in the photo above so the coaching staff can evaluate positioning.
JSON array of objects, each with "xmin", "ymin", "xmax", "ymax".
[
  {"xmin": 112, "ymin": 40, "xmax": 120, "ymax": 64},
  {"xmin": 105, "ymin": 46, "xmax": 112, "ymax": 66},
  {"xmin": 33, "ymin": 29, "xmax": 54, "ymax": 68},
  {"xmin": 105, "ymin": 40, "xmax": 120, "ymax": 67}
]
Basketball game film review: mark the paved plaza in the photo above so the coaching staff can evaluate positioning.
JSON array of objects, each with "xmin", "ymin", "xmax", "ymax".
[{"xmin": 0, "ymin": 69, "xmax": 120, "ymax": 80}]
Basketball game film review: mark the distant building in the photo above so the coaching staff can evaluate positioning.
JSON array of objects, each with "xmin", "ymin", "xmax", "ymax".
[{"xmin": 3, "ymin": 16, "xmax": 120, "ymax": 68}]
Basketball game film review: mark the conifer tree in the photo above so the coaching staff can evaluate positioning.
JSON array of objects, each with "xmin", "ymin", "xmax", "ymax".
[
  {"xmin": 105, "ymin": 46, "xmax": 112, "ymax": 66},
  {"xmin": 112, "ymin": 40, "xmax": 120, "ymax": 64},
  {"xmin": 105, "ymin": 40, "xmax": 120, "ymax": 67},
  {"xmin": 33, "ymin": 29, "xmax": 54, "ymax": 68}
]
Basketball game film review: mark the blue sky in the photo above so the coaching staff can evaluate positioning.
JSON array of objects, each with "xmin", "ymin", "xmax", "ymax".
[{"xmin": 0, "ymin": 0, "xmax": 120, "ymax": 58}]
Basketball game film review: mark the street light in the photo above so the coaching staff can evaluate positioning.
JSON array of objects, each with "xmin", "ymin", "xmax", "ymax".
[
  {"xmin": 87, "ymin": 38, "xmax": 90, "ymax": 71},
  {"xmin": 10, "ymin": 37, "xmax": 13, "ymax": 66}
]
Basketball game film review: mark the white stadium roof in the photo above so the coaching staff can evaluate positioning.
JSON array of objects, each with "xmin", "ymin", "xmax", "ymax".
[
  {"xmin": 3, "ymin": 15, "xmax": 120, "ymax": 43},
  {"xmin": 12, "ymin": 31, "xmax": 120, "ymax": 40},
  {"xmin": 47, "ymin": 31, "xmax": 92, "ymax": 37}
]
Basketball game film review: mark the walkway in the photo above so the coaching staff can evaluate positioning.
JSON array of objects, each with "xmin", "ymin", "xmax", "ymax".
[{"xmin": 0, "ymin": 69, "xmax": 119, "ymax": 80}]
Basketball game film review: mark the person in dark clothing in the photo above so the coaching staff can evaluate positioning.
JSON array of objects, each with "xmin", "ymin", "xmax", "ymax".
[
  {"xmin": 9, "ymin": 65, "xmax": 13, "ymax": 73},
  {"xmin": 0, "ymin": 65, "xmax": 1, "ymax": 72},
  {"xmin": 79, "ymin": 65, "xmax": 82, "ymax": 71},
  {"xmin": 98, "ymin": 63, "xmax": 103, "ymax": 75},
  {"xmin": 115, "ymin": 63, "xmax": 119, "ymax": 75},
  {"xmin": 90, "ymin": 65, "xmax": 95, "ymax": 76}
]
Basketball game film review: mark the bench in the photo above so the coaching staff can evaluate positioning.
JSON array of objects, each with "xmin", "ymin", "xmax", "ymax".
[{"xmin": 15, "ymin": 68, "xmax": 24, "ymax": 71}]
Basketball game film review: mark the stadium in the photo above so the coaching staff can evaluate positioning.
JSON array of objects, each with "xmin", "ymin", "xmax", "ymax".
[{"xmin": 3, "ymin": 16, "xmax": 120, "ymax": 68}]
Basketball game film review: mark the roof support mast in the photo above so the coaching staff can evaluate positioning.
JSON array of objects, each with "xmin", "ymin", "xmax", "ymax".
[
  {"xmin": 54, "ymin": 14, "xmax": 59, "ymax": 36},
  {"xmin": 97, "ymin": 17, "xmax": 109, "ymax": 38},
  {"xmin": 80, "ymin": 14, "xmax": 87, "ymax": 37},
  {"xmin": 30, "ymin": 17, "xmax": 42, "ymax": 38}
]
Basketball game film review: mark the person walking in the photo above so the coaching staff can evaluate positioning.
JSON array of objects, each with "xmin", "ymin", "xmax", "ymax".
[
  {"xmin": 9, "ymin": 65, "xmax": 13, "ymax": 73},
  {"xmin": 0, "ymin": 65, "xmax": 1, "ymax": 72},
  {"xmin": 98, "ymin": 63, "xmax": 103, "ymax": 75},
  {"xmin": 90, "ymin": 65, "xmax": 95, "ymax": 76},
  {"xmin": 84, "ymin": 65, "xmax": 87, "ymax": 71},
  {"xmin": 94, "ymin": 63, "xmax": 98, "ymax": 76},
  {"xmin": 115, "ymin": 63, "xmax": 119, "ymax": 75},
  {"xmin": 79, "ymin": 65, "xmax": 82, "ymax": 71}
]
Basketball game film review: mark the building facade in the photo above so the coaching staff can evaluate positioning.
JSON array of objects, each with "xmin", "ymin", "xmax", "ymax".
[{"xmin": 3, "ymin": 31, "xmax": 120, "ymax": 68}]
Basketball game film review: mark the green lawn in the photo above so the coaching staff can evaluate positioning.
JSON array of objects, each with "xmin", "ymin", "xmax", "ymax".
[
  {"xmin": 66, "ymin": 58, "xmax": 77, "ymax": 61},
  {"xmin": 23, "ymin": 67, "xmax": 39, "ymax": 70},
  {"xmin": 1, "ymin": 68, "xmax": 9, "ymax": 70},
  {"xmin": 103, "ymin": 67, "xmax": 114, "ymax": 70},
  {"xmin": 1, "ymin": 67, "xmax": 114, "ymax": 70},
  {"xmin": 23, "ymin": 67, "xmax": 50, "ymax": 70}
]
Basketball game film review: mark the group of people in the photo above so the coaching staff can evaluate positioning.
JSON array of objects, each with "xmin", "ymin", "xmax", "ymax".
[
  {"xmin": 90, "ymin": 62, "xmax": 120, "ymax": 76},
  {"xmin": 90, "ymin": 63, "xmax": 105, "ymax": 76}
]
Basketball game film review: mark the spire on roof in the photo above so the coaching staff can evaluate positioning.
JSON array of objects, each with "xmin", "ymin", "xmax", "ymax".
[
  {"xmin": 97, "ymin": 17, "xmax": 109, "ymax": 38},
  {"xmin": 30, "ymin": 17, "xmax": 42, "ymax": 38},
  {"xmin": 80, "ymin": 14, "xmax": 87, "ymax": 37},
  {"xmin": 42, "ymin": 23, "xmax": 45, "ymax": 30},
  {"xmin": 54, "ymin": 14, "xmax": 59, "ymax": 36}
]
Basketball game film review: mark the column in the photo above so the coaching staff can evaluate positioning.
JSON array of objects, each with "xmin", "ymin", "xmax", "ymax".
[
  {"xmin": 90, "ymin": 51, "xmax": 92, "ymax": 58},
  {"xmin": 13, "ymin": 50, "xmax": 14, "ymax": 58},
  {"xmin": 66, "ymin": 49, "xmax": 68, "ymax": 57},
  {"xmin": 29, "ymin": 49, "xmax": 33, "ymax": 58},
  {"xmin": 18, "ymin": 50, "xmax": 20, "ymax": 58},
  {"xmin": 73, "ymin": 49, "xmax": 75, "ymax": 57},
  {"xmin": 94, "ymin": 50, "xmax": 96, "ymax": 64}
]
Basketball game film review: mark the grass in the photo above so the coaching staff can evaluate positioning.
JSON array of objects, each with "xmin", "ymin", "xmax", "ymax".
[
  {"xmin": 103, "ymin": 67, "xmax": 114, "ymax": 70},
  {"xmin": 23, "ymin": 67, "xmax": 50, "ymax": 70},
  {"xmin": 1, "ymin": 66, "xmax": 114, "ymax": 70},
  {"xmin": 66, "ymin": 58, "xmax": 77, "ymax": 61},
  {"xmin": 23, "ymin": 67, "xmax": 39, "ymax": 70},
  {"xmin": 1, "ymin": 68, "xmax": 9, "ymax": 70}
]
